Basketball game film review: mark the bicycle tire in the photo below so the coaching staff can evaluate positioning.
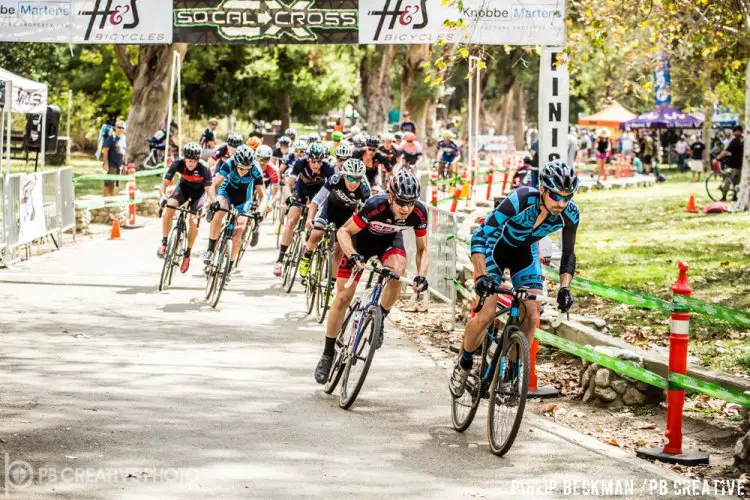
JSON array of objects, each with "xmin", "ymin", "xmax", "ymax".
[
  {"xmin": 315, "ymin": 242, "xmax": 334, "ymax": 324},
  {"xmin": 305, "ymin": 248, "xmax": 319, "ymax": 315},
  {"xmin": 705, "ymin": 172, "xmax": 731, "ymax": 202},
  {"xmin": 450, "ymin": 346, "xmax": 485, "ymax": 433},
  {"xmin": 487, "ymin": 327, "xmax": 530, "ymax": 457},
  {"xmin": 250, "ymin": 221, "xmax": 260, "ymax": 247},
  {"xmin": 324, "ymin": 303, "xmax": 357, "ymax": 394},
  {"xmin": 275, "ymin": 208, "xmax": 286, "ymax": 249},
  {"xmin": 339, "ymin": 308, "xmax": 381, "ymax": 410},
  {"xmin": 235, "ymin": 225, "xmax": 250, "ymax": 268},
  {"xmin": 158, "ymin": 225, "xmax": 181, "ymax": 291},
  {"xmin": 282, "ymin": 230, "xmax": 302, "ymax": 293},
  {"xmin": 167, "ymin": 227, "xmax": 185, "ymax": 288},
  {"xmin": 210, "ymin": 238, "xmax": 232, "ymax": 309}
]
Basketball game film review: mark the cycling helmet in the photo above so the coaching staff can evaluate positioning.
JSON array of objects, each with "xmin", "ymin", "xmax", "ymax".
[
  {"xmin": 293, "ymin": 140, "xmax": 308, "ymax": 153},
  {"xmin": 277, "ymin": 135, "xmax": 291, "ymax": 147},
  {"xmin": 394, "ymin": 132, "xmax": 403, "ymax": 140},
  {"xmin": 403, "ymin": 132, "xmax": 416, "ymax": 143},
  {"xmin": 331, "ymin": 131, "xmax": 343, "ymax": 142},
  {"xmin": 256, "ymin": 145, "xmax": 273, "ymax": 160},
  {"xmin": 523, "ymin": 156, "xmax": 533, "ymax": 164},
  {"xmin": 341, "ymin": 158, "xmax": 366, "ymax": 179},
  {"xmin": 389, "ymin": 171, "xmax": 421, "ymax": 202},
  {"xmin": 246, "ymin": 136, "xmax": 261, "ymax": 150},
  {"xmin": 382, "ymin": 133, "xmax": 394, "ymax": 142},
  {"xmin": 285, "ymin": 128, "xmax": 297, "ymax": 140},
  {"xmin": 335, "ymin": 144, "xmax": 353, "ymax": 160},
  {"xmin": 540, "ymin": 159, "xmax": 579, "ymax": 194},
  {"xmin": 352, "ymin": 134, "xmax": 366, "ymax": 148},
  {"xmin": 307, "ymin": 142, "xmax": 327, "ymax": 160},
  {"xmin": 182, "ymin": 142, "xmax": 201, "ymax": 160},
  {"xmin": 442, "ymin": 130, "xmax": 454, "ymax": 140},
  {"xmin": 307, "ymin": 133, "xmax": 321, "ymax": 143},
  {"xmin": 169, "ymin": 120, "xmax": 179, "ymax": 129},
  {"xmin": 350, "ymin": 125, "xmax": 361, "ymax": 135},
  {"xmin": 226, "ymin": 133, "xmax": 243, "ymax": 148},
  {"xmin": 234, "ymin": 145, "xmax": 255, "ymax": 166},
  {"xmin": 366, "ymin": 135, "xmax": 380, "ymax": 148}
]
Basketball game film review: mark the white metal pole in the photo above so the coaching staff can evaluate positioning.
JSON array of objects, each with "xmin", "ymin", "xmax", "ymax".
[
  {"xmin": 467, "ymin": 58, "xmax": 473, "ymax": 177},
  {"xmin": 473, "ymin": 58, "xmax": 481, "ymax": 202},
  {"xmin": 66, "ymin": 89, "xmax": 72, "ymax": 163},
  {"xmin": 165, "ymin": 52, "xmax": 177, "ymax": 163},
  {"xmin": 41, "ymin": 107, "xmax": 47, "ymax": 172},
  {"xmin": 176, "ymin": 52, "xmax": 182, "ymax": 153}
]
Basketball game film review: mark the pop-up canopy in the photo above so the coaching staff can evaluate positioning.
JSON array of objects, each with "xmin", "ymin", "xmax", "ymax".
[
  {"xmin": 578, "ymin": 101, "xmax": 636, "ymax": 127},
  {"xmin": 622, "ymin": 105, "xmax": 702, "ymax": 129}
]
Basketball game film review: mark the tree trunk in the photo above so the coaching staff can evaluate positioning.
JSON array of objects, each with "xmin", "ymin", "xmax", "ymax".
[
  {"xmin": 737, "ymin": 58, "xmax": 750, "ymax": 211},
  {"xmin": 115, "ymin": 44, "xmax": 187, "ymax": 165},
  {"xmin": 365, "ymin": 45, "xmax": 395, "ymax": 136},
  {"xmin": 511, "ymin": 83, "xmax": 527, "ymax": 149},
  {"xmin": 279, "ymin": 90, "xmax": 291, "ymax": 131},
  {"xmin": 400, "ymin": 44, "xmax": 430, "ymax": 142},
  {"xmin": 702, "ymin": 100, "xmax": 713, "ymax": 172},
  {"xmin": 424, "ymin": 100, "xmax": 438, "ymax": 150}
]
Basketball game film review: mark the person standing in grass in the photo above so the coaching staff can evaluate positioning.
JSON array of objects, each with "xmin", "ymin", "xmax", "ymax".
[
  {"xmin": 688, "ymin": 135, "xmax": 706, "ymax": 182},
  {"xmin": 102, "ymin": 120, "xmax": 126, "ymax": 197}
]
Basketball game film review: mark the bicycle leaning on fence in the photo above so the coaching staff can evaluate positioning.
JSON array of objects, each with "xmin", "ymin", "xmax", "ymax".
[
  {"xmin": 450, "ymin": 283, "xmax": 558, "ymax": 456},
  {"xmin": 204, "ymin": 205, "xmax": 249, "ymax": 309},
  {"xmin": 158, "ymin": 198, "xmax": 199, "ymax": 292}
]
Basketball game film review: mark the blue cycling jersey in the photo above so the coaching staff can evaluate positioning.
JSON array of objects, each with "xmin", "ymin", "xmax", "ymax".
[
  {"xmin": 437, "ymin": 139, "xmax": 460, "ymax": 162},
  {"xmin": 471, "ymin": 186, "xmax": 579, "ymax": 277},
  {"xmin": 217, "ymin": 158, "xmax": 264, "ymax": 211}
]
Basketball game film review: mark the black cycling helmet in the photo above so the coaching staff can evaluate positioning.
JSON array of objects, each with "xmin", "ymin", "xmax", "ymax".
[
  {"xmin": 182, "ymin": 142, "xmax": 201, "ymax": 160},
  {"xmin": 234, "ymin": 145, "xmax": 255, "ymax": 166},
  {"xmin": 307, "ymin": 133, "xmax": 321, "ymax": 143},
  {"xmin": 306, "ymin": 142, "xmax": 327, "ymax": 160},
  {"xmin": 394, "ymin": 132, "xmax": 403, "ymax": 140},
  {"xmin": 352, "ymin": 134, "xmax": 366, "ymax": 148},
  {"xmin": 226, "ymin": 133, "xmax": 243, "ymax": 148},
  {"xmin": 523, "ymin": 156, "xmax": 533, "ymax": 164},
  {"xmin": 389, "ymin": 171, "xmax": 421, "ymax": 202},
  {"xmin": 366, "ymin": 135, "xmax": 380, "ymax": 148},
  {"xmin": 170, "ymin": 120, "xmax": 179, "ymax": 129},
  {"xmin": 540, "ymin": 159, "xmax": 579, "ymax": 194},
  {"xmin": 285, "ymin": 127, "xmax": 297, "ymax": 140},
  {"xmin": 278, "ymin": 135, "xmax": 291, "ymax": 146}
]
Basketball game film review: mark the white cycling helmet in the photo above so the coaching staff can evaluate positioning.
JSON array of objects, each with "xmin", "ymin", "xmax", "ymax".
[
  {"xmin": 341, "ymin": 158, "xmax": 366, "ymax": 179},
  {"xmin": 335, "ymin": 144, "xmax": 353, "ymax": 160},
  {"xmin": 293, "ymin": 140, "xmax": 308, "ymax": 153},
  {"xmin": 256, "ymin": 145, "xmax": 273, "ymax": 160}
]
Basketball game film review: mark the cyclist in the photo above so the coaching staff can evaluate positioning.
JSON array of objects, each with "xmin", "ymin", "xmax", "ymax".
[
  {"xmin": 273, "ymin": 142, "xmax": 335, "ymax": 276},
  {"xmin": 353, "ymin": 136, "xmax": 391, "ymax": 192},
  {"xmin": 333, "ymin": 144, "xmax": 354, "ymax": 172},
  {"xmin": 394, "ymin": 132, "xmax": 404, "ymax": 148},
  {"xmin": 157, "ymin": 142, "xmax": 214, "ymax": 273},
  {"xmin": 298, "ymin": 158, "xmax": 371, "ymax": 280},
  {"xmin": 436, "ymin": 131, "xmax": 460, "ymax": 179},
  {"xmin": 400, "ymin": 132, "xmax": 423, "ymax": 170},
  {"xmin": 271, "ymin": 135, "xmax": 291, "ymax": 170},
  {"xmin": 280, "ymin": 140, "xmax": 308, "ymax": 177},
  {"xmin": 209, "ymin": 133, "xmax": 243, "ymax": 173},
  {"xmin": 314, "ymin": 171, "xmax": 429, "ymax": 383},
  {"xmin": 448, "ymin": 160, "xmax": 579, "ymax": 398},
  {"xmin": 255, "ymin": 145, "xmax": 281, "ymax": 215},
  {"xmin": 307, "ymin": 133, "xmax": 321, "ymax": 144},
  {"xmin": 285, "ymin": 128, "xmax": 297, "ymax": 142},
  {"xmin": 328, "ymin": 131, "xmax": 344, "ymax": 156},
  {"xmin": 203, "ymin": 145, "xmax": 266, "ymax": 275},
  {"xmin": 351, "ymin": 134, "xmax": 367, "ymax": 149},
  {"xmin": 379, "ymin": 133, "xmax": 402, "ymax": 173}
]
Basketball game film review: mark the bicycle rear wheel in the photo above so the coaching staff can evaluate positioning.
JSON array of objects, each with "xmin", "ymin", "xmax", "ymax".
[
  {"xmin": 282, "ymin": 230, "xmax": 303, "ymax": 294},
  {"xmin": 450, "ymin": 347, "xmax": 485, "ymax": 432},
  {"xmin": 159, "ymin": 226, "xmax": 181, "ymax": 291},
  {"xmin": 210, "ymin": 238, "xmax": 232, "ymax": 309},
  {"xmin": 275, "ymin": 208, "xmax": 286, "ymax": 249},
  {"xmin": 324, "ymin": 302, "xmax": 357, "ymax": 394},
  {"xmin": 315, "ymin": 244, "xmax": 334, "ymax": 323},
  {"xmin": 339, "ymin": 307, "xmax": 381, "ymax": 409},
  {"xmin": 304, "ymin": 248, "xmax": 320, "ymax": 315},
  {"xmin": 705, "ymin": 172, "xmax": 730, "ymax": 202},
  {"xmin": 487, "ymin": 327, "xmax": 530, "ymax": 457}
]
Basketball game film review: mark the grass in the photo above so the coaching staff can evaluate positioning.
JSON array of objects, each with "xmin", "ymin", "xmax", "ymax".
[{"xmin": 571, "ymin": 170, "xmax": 750, "ymax": 373}]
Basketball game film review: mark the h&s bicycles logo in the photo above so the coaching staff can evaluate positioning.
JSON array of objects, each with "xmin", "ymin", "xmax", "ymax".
[
  {"xmin": 78, "ymin": 0, "xmax": 139, "ymax": 40},
  {"xmin": 3, "ymin": 455, "xmax": 34, "ymax": 495},
  {"xmin": 366, "ymin": 0, "xmax": 428, "ymax": 41},
  {"xmin": 77, "ymin": 0, "xmax": 169, "ymax": 42}
]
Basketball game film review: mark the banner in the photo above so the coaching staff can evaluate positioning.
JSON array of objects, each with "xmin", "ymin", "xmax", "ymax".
[
  {"xmin": 0, "ymin": 0, "xmax": 173, "ymax": 43},
  {"xmin": 358, "ymin": 0, "xmax": 565, "ymax": 45},
  {"xmin": 18, "ymin": 173, "xmax": 47, "ymax": 245},
  {"xmin": 475, "ymin": 135, "xmax": 516, "ymax": 154},
  {"xmin": 538, "ymin": 47, "xmax": 569, "ymax": 165},
  {"xmin": 173, "ymin": 0, "xmax": 358, "ymax": 44},
  {"xmin": 0, "ymin": 68, "xmax": 48, "ymax": 114},
  {"xmin": 653, "ymin": 54, "xmax": 671, "ymax": 106}
]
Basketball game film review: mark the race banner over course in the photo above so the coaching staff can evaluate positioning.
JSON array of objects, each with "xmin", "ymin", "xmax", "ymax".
[
  {"xmin": 358, "ymin": 0, "xmax": 565, "ymax": 45},
  {"xmin": 0, "ymin": 0, "xmax": 172, "ymax": 43},
  {"xmin": 173, "ymin": 0, "xmax": 359, "ymax": 44}
]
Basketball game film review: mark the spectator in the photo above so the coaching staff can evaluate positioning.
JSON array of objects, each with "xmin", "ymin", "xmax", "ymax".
[
  {"xmin": 595, "ymin": 129, "xmax": 610, "ymax": 181},
  {"xmin": 688, "ymin": 134, "xmax": 706, "ymax": 182},
  {"xmin": 200, "ymin": 118, "xmax": 218, "ymax": 150},
  {"xmin": 675, "ymin": 135, "xmax": 689, "ymax": 171},
  {"xmin": 620, "ymin": 128, "xmax": 635, "ymax": 163},
  {"xmin": 716, "ymin": 125, "xmax": 744, "ymax": 201},
  {"xmin": 102, "ymin": 120, "xmax": 126, "ymax": 197},
  {"xmin": 399, "ymin": 111, "xmax": 417, "ymax": 134},
  {"xmin": 641, "ymin": 131, "xmax": 655, "ymax": 174}
]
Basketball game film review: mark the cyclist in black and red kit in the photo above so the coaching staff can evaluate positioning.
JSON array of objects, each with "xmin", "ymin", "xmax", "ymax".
[
  {"xmin": 208, "ymin": 133, "xmax": 243, "ymax": 174},
  {"xmin": 353, "ymin": 135, "xmax": 392, "ymax": 192},
  {"xmin": 314, "ymin": 171, "xmax": 429, "ymax": 383}
]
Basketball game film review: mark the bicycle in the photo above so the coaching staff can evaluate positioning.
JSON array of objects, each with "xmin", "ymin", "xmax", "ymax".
[
  {"xmin": 323, "ymin": 262, "xmax": 415, "ymax": 409},
  {"xmin": 303, "ymin": 222, "xmax": 336, "ymax": 322},
  {"xmin": 705, "ymin": 159, "xmax": 739, "ymax": 202},
  {"xmin": 158, "ymin": 199, "xmax": 199, "ymax": 292},
  {"xmin": 204, "ymin": 205, "xmax": 248, "ymax": 309},
  {"xmin": 275, "ymin": 195, "xmax": 291, "ymax": 249},
  {"xmin": 450, "ymin": 283, "xmax": 558, "ymax": 456},
  {"xmin": 235, "ymin": 205, "xmax": 262, "ymax": 269},
  {"xmin": 281, "ymin": 203, "xmax": 309, "ymax": 294}
]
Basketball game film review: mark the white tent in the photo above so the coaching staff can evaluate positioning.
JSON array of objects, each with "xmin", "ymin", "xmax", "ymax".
[{"xmin": 0, "ymin": 67, "xmax": 49, "ymax": 173}]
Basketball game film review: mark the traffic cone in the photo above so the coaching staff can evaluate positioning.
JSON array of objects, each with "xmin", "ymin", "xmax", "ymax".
[
  {"xmin": 685, "ymin": 194, "xmax": 698, "ymax": 213},
  {"xmin": 109, "ymin": 218, "xmax": 121, "ymax": 240}
]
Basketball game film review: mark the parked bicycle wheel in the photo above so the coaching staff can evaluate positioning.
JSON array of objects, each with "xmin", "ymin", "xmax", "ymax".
[
  {"xmin": 705, "ymin": 172, "xmax": 733, "ymax": 202},
  {"xmin": 487, "ymin": 327, "xmax": 530, "ymax": 456},
  {"xmin": 339, "ymin": 307, "xmax": 381, "ymax": 409},
  {"xmin": 450, "ymin": 348, "xmax": 484, "ymax": 432},
  {"xmin": 210, "ymin": 239, "xmax": 233, "ymax": 309}
]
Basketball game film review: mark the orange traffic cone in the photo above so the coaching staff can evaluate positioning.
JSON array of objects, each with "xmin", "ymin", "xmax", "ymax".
[
  {"xmin": 685, "ymin": 194, "xmax": 698, "ymax": 213},
  {"xmin": 109, "ymin": 218, "xmax": 121, "ymax": 239}
]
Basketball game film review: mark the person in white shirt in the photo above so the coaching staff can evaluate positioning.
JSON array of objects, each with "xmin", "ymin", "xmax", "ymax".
[
  {"xmin": 675, "ymin": 135, "xmax": 689, "ymax": 171},
  {"xmin": 620, "ymin": 129, "xmax": 635, "ymax": 163}
]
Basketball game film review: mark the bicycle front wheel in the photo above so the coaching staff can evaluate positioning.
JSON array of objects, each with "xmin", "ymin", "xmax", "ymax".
[
  {"xmin": 315, "ymin": 245, "xmax": 334, "ymax": 324},
  {"xmin": 487, "ymin": 327, "xmax": 530, "ymax": 457},
  {"xmin": 705, "ymin": 172, "xmax": 729, "ymax": 202},
  {"xmin": 304, "ymin": 249, "xmax": 320, "ymax": 315},
  {"xmin": 159, "ymin": 226, "xmax": 181, "ymax": 291},
  {"xmin": 282, "ymin": 231, "xmax": 303, "ymax": 294},
  {"xmin": 339, "ymin": 307, "xmax": 381, "ymax": 410},
  {"xmin": 324, "ymin": 302, "xmax": 357, "ymax": 395},
  {"xmin": 210, "ymin": 239, "xmax": 232, "ymax": 309},
  {"xmin": 450, "ymin": 348, "xmax": 484, "ymax": 433}
]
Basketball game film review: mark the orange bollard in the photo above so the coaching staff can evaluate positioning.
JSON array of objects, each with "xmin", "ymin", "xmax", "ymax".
[
  {"xmin": 450, "ymin": 179, "xmax": 463, "ymax": 213},
  {"xmin": 109, "ymin": 218, "xmax": 121, "ymax": 240},
  {"xmin": 486, "ymin": 158, "xmax": 495, "ymax": 201},
  {"xmin": 126, "ymin": 163, "xmax": 137, "ymax": 227},
  {"xmin": 500, "ymin": 169, "xmax": 510, "ymax": 195}
]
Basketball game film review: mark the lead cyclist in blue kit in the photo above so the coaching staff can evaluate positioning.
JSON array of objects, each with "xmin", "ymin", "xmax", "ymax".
[{"xmin": 449, "ymin": 160, "xmax": 580, "ymax": 397}]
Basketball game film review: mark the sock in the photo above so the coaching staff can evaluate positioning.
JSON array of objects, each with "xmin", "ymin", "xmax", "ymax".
[
  {"xmin": 303, "ymin": 249, "xmax": 313, "ymax": 260},
  {"xmin": 323, "ymin": 336, "xmax": 336, "ymax": 356},
  {"xmin": 227, "ymin": 260, "xmax": 233, "ymax": 273},
  {"xmin": 208, "ymin": 238, "xmax": 217, "ymax": 251},
  {"xmin": 161, "ymin": 237, "xmax": 167, "ymax": 245},
  {"xmin": 277, "ymin": 244, "xmax": 288, "ymax": 263},
  {"xmin": 380, "ymin": 306, "xmax": 390, "ymax": 318},
  {"xmin": 184, "ymin": 248, "xmax": 191, "ymax": 258},
  {"xmin": 460, "ymin": 351, "xmax": 474, "ymax": 370}
]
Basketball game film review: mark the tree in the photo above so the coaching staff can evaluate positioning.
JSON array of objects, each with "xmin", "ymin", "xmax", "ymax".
[{"xmin": 360, "ymin": 45, "xmax": 396, "ymax": 135}]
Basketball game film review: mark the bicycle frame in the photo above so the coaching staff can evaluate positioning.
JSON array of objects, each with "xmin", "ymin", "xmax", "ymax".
[{"xmin": 348, "ymin": 275, "xmax": 385, "ymax": 357}]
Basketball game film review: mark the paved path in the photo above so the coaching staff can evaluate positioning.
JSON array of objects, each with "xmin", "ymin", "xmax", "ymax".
[{"xmin": 0, "ymin": 221, "xmax": 702, "ymax": 499}]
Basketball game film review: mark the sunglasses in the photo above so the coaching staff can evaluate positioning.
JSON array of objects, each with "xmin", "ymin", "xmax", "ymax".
[
  {"xmin": 309, "ymin": 159, "xmax": 322, "ymax": 164},
  {"xmin": 344, "ymin": 175, "xmax": 361, "ymax": 183},
  {"xmin": 116, "ymin": 126, "xmax": 125, "ymax": 130},
  {"xmin": 547, "ymin": 190, "xmax": 574, "ymax": 202},
  {"xmin": 393, "ymin": 198, "xmax": 415, "ymax": 207},
  {"xmin": 237, "ymin": 165, "xmax": 251, "ymax": 172},
  {"xmin": 367, "ymin": 147, "xmax": 377, "ymax": 152}
]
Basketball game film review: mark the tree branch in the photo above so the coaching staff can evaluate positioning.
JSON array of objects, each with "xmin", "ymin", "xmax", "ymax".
[
  {"xmin": 114, "ymin": 46, "xmax": 137, "ymax": 84},
  {"xmin": 351, "ymin": 101, "xmax": 367, "ymax": 121}
]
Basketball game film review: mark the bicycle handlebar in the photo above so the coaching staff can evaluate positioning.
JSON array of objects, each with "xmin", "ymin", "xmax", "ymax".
[
  {"xmin": 344, "ymin": 262, "xmax": 415, "ymax": 290},
  {"xmin": 473, "ymin": 283, "xmax": 557, "ymax": 313}
]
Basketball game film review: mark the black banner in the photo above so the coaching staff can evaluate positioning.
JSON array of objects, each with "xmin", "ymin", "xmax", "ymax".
[{"xmin": 174, "ymin": 0, "xmax": 358, "ymax": 44}]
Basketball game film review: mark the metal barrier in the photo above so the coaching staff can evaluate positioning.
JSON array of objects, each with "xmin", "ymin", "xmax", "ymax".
[{"xmin": 0, "ymin": 167, "xmax": 75, "ymax": 266}]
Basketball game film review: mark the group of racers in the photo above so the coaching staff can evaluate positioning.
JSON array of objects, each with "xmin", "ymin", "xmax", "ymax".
[{"xmin": 156, "ymin": 125, "xmax": 579, "ymax": 392}]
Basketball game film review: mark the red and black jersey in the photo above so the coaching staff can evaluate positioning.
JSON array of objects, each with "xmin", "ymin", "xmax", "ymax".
[
  {"xmin": 211, "ymin": 144, "xmax": 232, "ymax": 162},
  {"xmin": 352, "ymin": 193, "xmax": 428, "ymax": 238},
  {"xmin": 164, "ymin": 158, "xmax": 212, "ymax": 190}
]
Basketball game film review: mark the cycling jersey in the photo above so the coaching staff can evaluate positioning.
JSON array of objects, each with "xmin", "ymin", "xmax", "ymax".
[
  {"xmin": 312, "ymin": 172, "xmax": 371, "ymax": 212},
  {"xmin": 352, "ymin": 148, "xmax": 391, "ymax": 186},
  {"xmin": 290, "ymin": 157, "xmax": 335, "ymax": 187},
  {"xmin": 471, "ymin": 186, "xmax": 579, "ymax": 288},
  {"xmin": 379, "ymin": 145, "xmax": 402, "ymax": 168},
  {"xmin": 401, "ymin": 142, "xmax": 423, "ymax": 166},
  {"xmin": 437, "ymin": 139, "xmax": 460, "ymax": 163},
  {"xmin": 164, "ymin": 158, "xmax": 213, "ymax": 190},
  {"xmin": 211, "ymin": 144, "xmax": 232, "ymax": 162},
  {"xmin": 216, "ymin": 159, "xmax": 264, "ymax": 213},
  {"xmin": 258, "ymin": 162, "xmax": 280, "ymax": 185},
  {"xmin": 272, "ymin": 147, "xmax": 289, "ymax": 166},
  {"xmin": 200, "ymin": 128, "xmax": 216, "ymax": 148}
]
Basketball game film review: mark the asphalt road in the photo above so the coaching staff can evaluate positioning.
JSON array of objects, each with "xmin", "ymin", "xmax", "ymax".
[{"xmin": 0, "ymin": 220, "xmax": 708, "ymax": 499}]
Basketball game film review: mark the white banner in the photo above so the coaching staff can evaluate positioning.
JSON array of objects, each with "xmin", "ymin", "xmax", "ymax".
[
  {"xmin": 18, "ymin": 173, "xmax": 47, "ymax": 245},
  {"xmin": 476, "ymin": 135, "xmax": 516, "ymax": 154},
  {"xmin": 0, "ymin": 68, "xmax": 48, "ymax": 114},
  {"xmin": 358, "ymin": 0, "xmax": 565, "ymax": 45},
  {"xmin": 0, "ymin": 0, "xmax": 172, "ymax": 43},
  {"xmin": 538, "ymin": 47, "xmax": 569, "ymax": 165}
]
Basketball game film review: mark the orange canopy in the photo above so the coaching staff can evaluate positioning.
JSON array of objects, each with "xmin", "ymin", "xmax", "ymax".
[{"xmin": 578, "ymin": 101, "xmax": 637, "ymax": 127}]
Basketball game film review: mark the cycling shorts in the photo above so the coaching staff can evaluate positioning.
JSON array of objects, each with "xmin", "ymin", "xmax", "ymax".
[
  {"xmin": 170, "ymin": 184, "xmax": 205, "ymax": 211},
  {"xmin": 314, "ymin": 199, "xmax": 354, "ymax": 230},
  {"xmin": 488, "ymin": 241, "xmax": 543, "ymax": 291},
  {"xmin": 217, "ymin": 187, "xmax": 250, "ymax": 214},
  {"xmin": 292, "ymin": 181, "xmax": 322, "ymax": 207},
  {"xmin": 336, "ymin": 231, "xmax": 406, "ymax": 283}
]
